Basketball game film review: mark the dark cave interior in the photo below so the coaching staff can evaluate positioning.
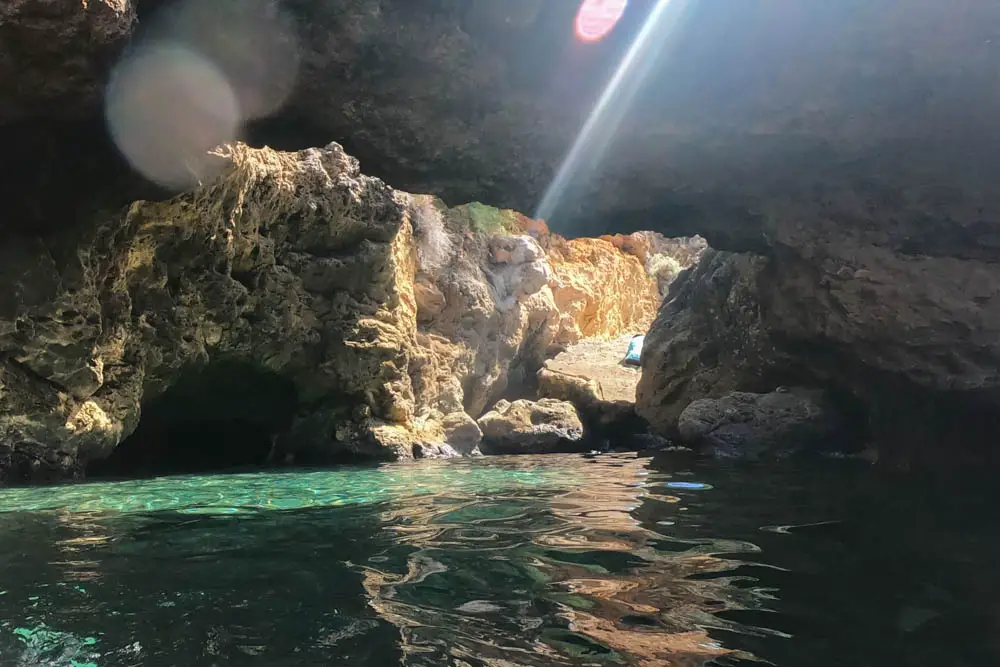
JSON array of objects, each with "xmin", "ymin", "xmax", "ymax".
[{"xmin": 88, "ymin": 360, "xmax": 299, "ymax": 478}]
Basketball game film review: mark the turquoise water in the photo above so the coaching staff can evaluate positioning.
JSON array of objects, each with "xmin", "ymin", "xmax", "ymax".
[{"xmin": 0, "ymin": 454, "xmax": 997, "ymax": 666}]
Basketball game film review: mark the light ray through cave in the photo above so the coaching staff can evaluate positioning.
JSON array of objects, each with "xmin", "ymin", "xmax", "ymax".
[{"xmin": 535, "ymin": 0, "xmax": 687, "ymax": 225}]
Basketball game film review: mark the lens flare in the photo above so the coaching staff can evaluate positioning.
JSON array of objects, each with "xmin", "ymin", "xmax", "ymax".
[
  {"xmin": 575, "ymin": 0, "xmax": 629, "ymax": 43},
  {"xmin": 149, "ymin": 0, "xmax": 301, "ymax": 121},
  {"xmin": 103, "ymin": 0, "xmax": 301, "ymax": 189},
  {"xmin": 538, "ymin": 0, "xmax": 680, "ymax": 224},
  {"xmin": 105, "ymin": 44, "xmax": 240, "ymax": 191}
]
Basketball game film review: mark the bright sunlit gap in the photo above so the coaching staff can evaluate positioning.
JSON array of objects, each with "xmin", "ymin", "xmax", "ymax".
[{"xmin": 537, "ymin": 0, "xmax": 683, "ymax": 224}]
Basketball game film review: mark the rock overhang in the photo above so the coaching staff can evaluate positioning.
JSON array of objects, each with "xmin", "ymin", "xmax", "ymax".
[{"xmin": 4, "ymin": 0, "xmax": 999, "ymax": 251}]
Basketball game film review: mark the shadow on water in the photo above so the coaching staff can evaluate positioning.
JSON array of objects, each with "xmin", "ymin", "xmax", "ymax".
[
  {"xmin": 0, "ymin": 503, "xmax": 401, "ymax": 666},
  {"xmin": 0, "ymin": 454, "xmax": 999, "ymax": 665}
]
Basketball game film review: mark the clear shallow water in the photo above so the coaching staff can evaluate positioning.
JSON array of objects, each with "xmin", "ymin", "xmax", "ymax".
[{"xmin": 0, "ymin": 454, "xmax": 998, "ymax": 666}]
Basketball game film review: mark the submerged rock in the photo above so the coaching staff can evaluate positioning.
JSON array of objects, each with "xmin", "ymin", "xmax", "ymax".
[
  {"xmin": 676, "ymin": 388, "xmax": 847, "ymax": 459},
  {"xmin": 477, "ymin": 399, "xmax": 585, "ymax": 455}
]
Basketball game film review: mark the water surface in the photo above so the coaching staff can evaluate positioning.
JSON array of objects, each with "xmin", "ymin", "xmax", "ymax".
[{"xmin": 0, "ymin": 454, "xmax": 997, "ymax": 666}]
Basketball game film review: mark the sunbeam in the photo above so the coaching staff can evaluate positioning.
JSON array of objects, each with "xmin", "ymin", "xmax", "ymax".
[{"xmin": 536, "ymin": 0, "xmax": 688, "ymax": 225}]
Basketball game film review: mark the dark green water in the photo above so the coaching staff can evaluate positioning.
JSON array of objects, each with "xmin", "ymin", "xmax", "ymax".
[{"xmin": 0, "ymin": 453, "xmax": 997, "ymax": 666}]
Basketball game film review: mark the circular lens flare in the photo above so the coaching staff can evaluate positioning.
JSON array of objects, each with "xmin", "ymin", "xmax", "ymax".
[
  {"xmin": 575, "ymin": 0, "xmax": 628, "ymax": 43},
  {"xmin": 105, "ymin": 44, "xmax": 240, "ymax": 190}
]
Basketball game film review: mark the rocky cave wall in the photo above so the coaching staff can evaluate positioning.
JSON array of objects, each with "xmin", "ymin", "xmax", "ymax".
[
  {"xmin": 1, "ymin": 0, "xmax": 999, "ymax": 472},
  {"xmin": 0, "ymin": 140, "xmax": 672, "ymax": 482}
]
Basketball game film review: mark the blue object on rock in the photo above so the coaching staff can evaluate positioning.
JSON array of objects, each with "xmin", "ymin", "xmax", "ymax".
[{"xmin": 624, "ymin": 334, "xmax": 644, "ymax": 365}]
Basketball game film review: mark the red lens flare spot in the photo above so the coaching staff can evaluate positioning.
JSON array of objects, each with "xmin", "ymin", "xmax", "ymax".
[{"xmin": 575, "ymin": 0, "xmax": 628, "ymax": 43}]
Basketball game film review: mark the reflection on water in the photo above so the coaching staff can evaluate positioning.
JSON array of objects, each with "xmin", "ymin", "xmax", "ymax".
[
  {"xmin": 0, "ymin": 454, "xmax": 998, "ymax": 666},
  {"xmin": 359, "ymin": 456, "xmax": 751, "ymax": 666}
]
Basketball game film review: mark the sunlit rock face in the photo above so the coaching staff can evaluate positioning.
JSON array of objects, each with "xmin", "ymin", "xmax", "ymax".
[
  {"xmin": 0, "ymin": 142, "xmax": 671, "ymax": 482},
  {"xmin": 1, "ymin": 143, "xmax": 419, "ymax": 481},
  {"xmin": 477, "ymin": 399, "xmax": 586, "ymax": 455}
]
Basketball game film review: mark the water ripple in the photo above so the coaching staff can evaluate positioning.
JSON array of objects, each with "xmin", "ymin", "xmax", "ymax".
[{"xmin": 2, "ymin": 454, "xmax": 965, "ymax": 666}]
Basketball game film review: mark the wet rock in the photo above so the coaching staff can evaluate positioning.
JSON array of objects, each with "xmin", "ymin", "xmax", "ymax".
[
  {"xmin": 411, "ymin": 442, "xmax": 461, "ymax": 460},
  {"xmin": 676, "ymin": 389, "xmax": 847, "ymax": 459},
  {"xmin": 627, "ymin": 433, "xmax": 673, "ymax": 452},
  {"xmin": 477, "ymin": 399, "xmax": 585, "ymax": 455}
]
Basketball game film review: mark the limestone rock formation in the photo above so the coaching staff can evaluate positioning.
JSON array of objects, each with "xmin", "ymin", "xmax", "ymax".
[
  {"xmin": 0, "ymin": 0, "xmax": 136, "ymax": 123},
  {"xmin": 537, "ymin": 335, "xmax": 643, "ymax": 435},
  {"xmin": 0, "ymin": 142, "xmax": 668, "ymax": 482},
  {"xmin": 406, "ymin": 202, "xmax": 683, "ymax": 429},
  {"xmin": 477, "ymin": 399, "xmax": 585, "ymax": 455},
  {"xmin": 637, "ymin": 247, "xmax": 1000, "ymax": 465},
  {"xmin": 546, "ymin": 236, "xmax": 661, "ymax": 345},
  {"xmin": 1, "ymin": 142, "xmax": 423, "ymax": 481},
  {"xmin": 676, "ymin": 388, "xmax": 847, "ymax": 460},
  {"xmin": 602, "ymin": 233, "xmax": 709, "ymax": 298}
]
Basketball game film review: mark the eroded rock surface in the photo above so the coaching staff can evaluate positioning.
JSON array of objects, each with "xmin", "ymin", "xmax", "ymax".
[
  {"xmin": 602, "ymin": 233, "xmax": 709, "ymax": 298},
  {"xmin": 546, "ymin": 237, "xmax": 659, "ymax": 345},
  {"xmin": 1, "ymin": 0, "xmax": 998, "ymax": 470},
  {"xmin": 1, "ymin": 142, "xmax": 420, "ymax": 480},
  {"xmin": 676, "ymin": 388, "xmax": 848, "ymax": 460},
  {"xmin": 0, "ymin": 144, "xmax": 665, "ymax": 482},
  {"xmin": 0, "ymin": 0, "xmax": 136, "ymax": 122},
  {"xmin": 637, "ymin": 247, "xmax": 1000, "ymax": 465},
  {"xmin": 477, "ymin": 399, "xmax": 585, "ymax": 455}
]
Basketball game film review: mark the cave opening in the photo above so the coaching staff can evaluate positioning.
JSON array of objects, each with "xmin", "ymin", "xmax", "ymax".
[{"xmin": 88, "ymin": 360, "xmax": 299, "ymax": 479}]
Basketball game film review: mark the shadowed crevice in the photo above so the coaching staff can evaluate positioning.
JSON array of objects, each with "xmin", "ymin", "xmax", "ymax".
[{"xmin": 88, "ymin": 360, "xmax": 298, "ymax": 478}]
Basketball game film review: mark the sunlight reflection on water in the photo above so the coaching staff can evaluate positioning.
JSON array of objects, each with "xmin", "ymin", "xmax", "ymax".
[{"xmin": 3, "ymin": 454, "xmax": 992, "ymax": 666}]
